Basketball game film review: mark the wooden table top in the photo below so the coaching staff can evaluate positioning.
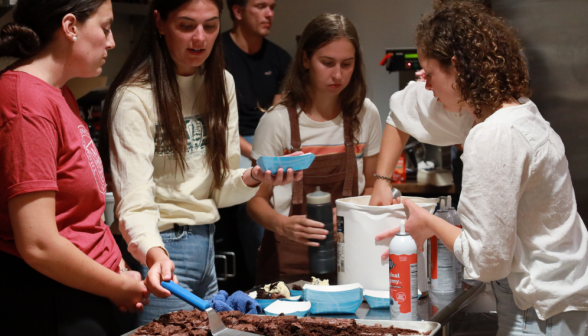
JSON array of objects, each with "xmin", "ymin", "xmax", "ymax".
[{"xmin": 392, "ymin": 180, "xmax": 456, "ymax": 195}]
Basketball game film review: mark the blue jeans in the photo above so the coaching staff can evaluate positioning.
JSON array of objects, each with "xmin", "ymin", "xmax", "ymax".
[
  {"xmin": 116, "ymin": 224, "xmax": 218, "ymax": 326},
  {"xmin": 492, "ymin": 278, "xmax": 588, "ymax": 336}
]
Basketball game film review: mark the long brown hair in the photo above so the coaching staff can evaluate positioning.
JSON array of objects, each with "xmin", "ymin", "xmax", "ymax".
[
  {"xmin": 416, "ymin": 2, "xmax": 530, "ymax": 117},
  {"xmin": 280, "ymin": 13, "xmax": 367, "ymax": 144},
  {"xmin": 100, "ymin": 0, "xmax": 229, "ymax": 189}
]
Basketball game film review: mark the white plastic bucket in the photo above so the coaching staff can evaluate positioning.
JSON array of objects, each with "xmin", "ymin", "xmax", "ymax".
[
  {"xmin": 104, "ymin": 192, "xmax": 115, "ymax": 227},
  {"xmin": 335, "ymin": 196, "xmax": 438, "ymax": 292}
]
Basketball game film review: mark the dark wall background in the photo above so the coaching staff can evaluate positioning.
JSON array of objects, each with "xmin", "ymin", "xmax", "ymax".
[{"xmin": 493, "ymin": 0, "xmax": 588, "ymax": 222}]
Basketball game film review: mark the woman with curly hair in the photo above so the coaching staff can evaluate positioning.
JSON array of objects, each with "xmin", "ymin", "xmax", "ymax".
[
  {"xmin": 371, "ymin": 3, "xmax": 588, "ymax": 335},
  {"xmin": 248, "ymin": 13, "xmax": 382, "ymax": 284}
]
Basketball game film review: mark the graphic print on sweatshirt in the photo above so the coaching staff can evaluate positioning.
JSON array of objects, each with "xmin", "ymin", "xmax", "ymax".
[
  {"xmin": 78, "ymin": 125, "xmax": 107, "ymax": 194},
  {"xmin": 154, "ymin": 116, "xmax": 207, "ymax": 157}
]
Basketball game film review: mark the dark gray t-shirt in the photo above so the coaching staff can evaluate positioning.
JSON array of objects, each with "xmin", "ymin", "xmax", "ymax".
[{"xmin": 222, "ymin": 31, "xmax": 291, "ymax": 136}]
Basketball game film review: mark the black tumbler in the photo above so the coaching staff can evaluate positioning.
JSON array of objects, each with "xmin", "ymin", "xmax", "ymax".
[{"xmin": 307, "ymin": 187, "xmax": 337, "ymax": 274}]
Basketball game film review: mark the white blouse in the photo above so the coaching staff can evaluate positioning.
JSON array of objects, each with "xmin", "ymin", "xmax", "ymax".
[{"xmin": 387, "ymin": 81, "xmax": 588, "ymax": 320}]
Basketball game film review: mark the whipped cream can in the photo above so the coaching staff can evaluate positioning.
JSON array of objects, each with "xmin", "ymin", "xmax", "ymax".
[{"xmin": 389, "ymin": 221, "xmax": 418, "ymax": 321}]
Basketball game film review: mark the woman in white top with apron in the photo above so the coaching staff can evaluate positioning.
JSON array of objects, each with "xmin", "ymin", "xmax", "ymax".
[
  {"xmin": 371, "ymin": 3, "xmax": 588, "ymax": 335},
  {"xmin": 248, "ymin": 13, "xmax": 382, "ymax": 284}
]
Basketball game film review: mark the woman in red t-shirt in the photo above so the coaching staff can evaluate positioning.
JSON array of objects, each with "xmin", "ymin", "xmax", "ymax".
[{"xmin": 0, "ymin": 0, "xmax": 148, "ymax": 335}]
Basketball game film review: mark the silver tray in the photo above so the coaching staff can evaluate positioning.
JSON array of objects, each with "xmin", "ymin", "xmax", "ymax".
[
  {"xmin": 355, "ymin": 319, "xmax": 441, "ymax": 335},
  {"xmin": 122, "ymin": 318, "xmax": 440, "ymax": 336}
]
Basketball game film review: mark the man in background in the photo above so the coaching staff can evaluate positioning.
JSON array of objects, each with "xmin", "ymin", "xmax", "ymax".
[
  {"xmin": 223, "ymin": 0, "xmax": 291, "ymax": 167},
  {"xmin": 219, "ymin": 0, "xmax": 291, "ymax": 286}
]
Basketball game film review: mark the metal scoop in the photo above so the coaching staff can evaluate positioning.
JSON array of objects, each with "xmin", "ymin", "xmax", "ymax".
[
  {"xmin": 392, "ymin": 187, "xmax": 402, "ymax": 201},
  {"xmin": 161, "ymin": 281, "xmax": 261, "ymax": 336}
]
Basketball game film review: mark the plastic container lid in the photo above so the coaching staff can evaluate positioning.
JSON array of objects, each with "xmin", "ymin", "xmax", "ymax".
[{"xmin": 306, "ymin": 187, "xmax": 331, "ymax": 205}]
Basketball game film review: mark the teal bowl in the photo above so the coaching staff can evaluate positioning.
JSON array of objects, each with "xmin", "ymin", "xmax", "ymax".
[
  {"xmin": 364, "ymin": 295, "xmax": 390, "ymax": 309},
  {"xmin": 290, "ymin": 289, "xmax": 303, "ymax": 298},
  {"xmin": 255, "ymin": 299, "xmax": 277, "ymax": 309},
  {"xmin": 264, "ymin": 301, "xmax": 311, "ymax": 317},
  {"xmin": 257, "ymin": 153, "xmax": 316, "ymax": 174},
  {"xmin": 305, "ymin": 286, "xmax": 363, "ymax": 315}
]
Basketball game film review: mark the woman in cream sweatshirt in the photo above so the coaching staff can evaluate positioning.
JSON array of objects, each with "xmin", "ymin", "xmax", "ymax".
[{"xmin": 100, "ymin": 0, "xmax": 299, "ymax": 325}]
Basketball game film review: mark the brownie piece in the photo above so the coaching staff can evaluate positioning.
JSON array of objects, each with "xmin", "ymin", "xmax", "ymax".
[
  {"xmin": 273, "ymin": 315, "xmax": 298, "ymax": 323},
  {"xmin": 166, "ymin": 310, "xmax": 193, "ymax": 325},
  {"xmin": 292, "ymin": 284, "xmax": 303, "ymax": 290},
  {"xmin": 132, "ymin": 310, "xmax": 427, "ymax": 336},
  {"xmin": 232, "ymin": 323, "xmax": 259, "ymax": 333},
  {"xmin": 134, "ymin": 321, "xmax": 164, "ymax": 335},
  {"xmin": 222, "ymin": 316, "xmax": 239, "ymax": 326},
  {"xmin": 160, "ymin": 325, "xmax": 182, "ymax": 336},
  {"xmin": 218, "ymin": 310, "xmax": 243, "ymax": 318},
  {"xmin": 357, "ymin": 324, "xmax": 427, "ymax": 335},
  {"xmin": 238, "ymin": 314, "xmax": 274, "ymax": 325}
]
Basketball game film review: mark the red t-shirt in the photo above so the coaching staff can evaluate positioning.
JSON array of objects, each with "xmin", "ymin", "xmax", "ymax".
[{"xmin": 0, "ymin": 70, "xmax": 121, "ymax": 272}]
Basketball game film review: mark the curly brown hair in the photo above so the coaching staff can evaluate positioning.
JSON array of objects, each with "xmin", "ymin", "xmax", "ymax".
[
  {"xmin": 279, "ymin": 13, "xmax": 366, "ymax": 145},
  {"xmin": 416, "ymin": 2, "xmax": 531, "ymax": 117},
  {"xmin": 432, "ymin": 0, "xmax": 491, "ymax": 11}
]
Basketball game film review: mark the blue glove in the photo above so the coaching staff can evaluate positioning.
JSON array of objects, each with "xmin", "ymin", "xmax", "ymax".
[
  {"xmin": 206, "ymin": 290, "xmax": 232, "ymax": 312},
  {"xmin": 227, "ymin": 290, "xmax": 263, "ymax": 314}
]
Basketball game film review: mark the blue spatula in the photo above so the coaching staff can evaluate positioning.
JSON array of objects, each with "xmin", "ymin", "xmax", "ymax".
[{"xmin": 161, "ymin": 281, "xmax": 260, "ymax": 336}]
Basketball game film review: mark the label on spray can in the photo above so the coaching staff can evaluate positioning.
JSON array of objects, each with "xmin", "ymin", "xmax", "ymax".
[
  {"xmin": 431, "ymin": 236, "xmax": 455, "ymax": 292},
  {"xmin": 389, "ymin": 253, "xmax": 417, "ymax": 314}
]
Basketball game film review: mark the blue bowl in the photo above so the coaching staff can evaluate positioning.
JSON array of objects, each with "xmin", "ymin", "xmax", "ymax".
[
  {"xmin": 257, "ymin": 153, "xmax": 316, "ymax": 174},
  {"xmin": 304, "ymin": 285, "xmax": 363, "ymax": 315},
  {"xmin": 290, "ymin": 290, "xmax": 303, "ymax": 298},
  {"xmin": 264, "ymin": 301, "xmax": 311, "ymax": 317},
  {"xmin": 364, "ymin": 295, "xmax": 390, "ymax": 309},
  {"xmin": 265, "ymin": 310, "xmax": 308, "ymax": 317},
  {"xmin": 255, "ymin": 299, "xmax": 277, "ymax": 309}
]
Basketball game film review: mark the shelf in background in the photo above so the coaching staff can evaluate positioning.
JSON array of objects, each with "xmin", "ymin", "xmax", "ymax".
[{"xmin": 393, "ymin": 181, "xmax": 455, "ymax": 196}]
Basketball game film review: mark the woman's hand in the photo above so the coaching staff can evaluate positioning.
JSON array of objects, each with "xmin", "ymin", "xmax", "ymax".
[
  {"xmin": 375, "ymin": 198, "xmax": 435, "ymax": 259},
  {"xmin": 276, "ymin": 215, "xmax": 329, "ymax": 247},
  {"xmin": 109, "ymin": 272, "xmax": 150, "ymax": 313},
  {"xmin": 369, "ymin": 179, "xmax": 395, "ymax": 206},
  {"xmin": 144, "ymin": 247, "xmax": 178, "ymax": 298}
]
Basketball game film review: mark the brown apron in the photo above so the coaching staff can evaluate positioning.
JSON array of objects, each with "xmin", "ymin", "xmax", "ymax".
[{"xmin": 256, "ymin": 107, "xmax": 359, "ymax": 285}]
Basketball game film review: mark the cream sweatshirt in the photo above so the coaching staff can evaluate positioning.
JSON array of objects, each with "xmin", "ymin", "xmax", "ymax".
[
  {"xmin": 387, "ymin": 81, "xmax": 588, "ymax": 320},
  {"xmin": 109, "ymin": 70, "xmax": 259, "ymax": 265}
]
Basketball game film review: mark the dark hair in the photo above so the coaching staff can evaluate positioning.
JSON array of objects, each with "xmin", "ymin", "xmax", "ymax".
[
  {"xmin": 226, "ymin": 0, "xmax": 247, "ymax": 21},
  {"xmin": 279, "ymin": 13, "xmax": 366, "ymax": 144},
  {"xmin": 100, "ymin": 0, "xmax": 230, "ymax": 189},
  {"xmin": 0, "ymin": 0, "xmax": 107, "ymax": 59},
  {"xmin": 432, "ymin": 0, "xmax": 492, "ymax": 11},
  {"xmin": 416, "ymin": 2, "xmax": 531, "ymax": 117}
]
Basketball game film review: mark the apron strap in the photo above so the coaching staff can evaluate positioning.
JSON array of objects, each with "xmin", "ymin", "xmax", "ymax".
[
  {"xmin": 288, "ymin": 107, "xmax": 302, "ymax": 151},
  {"xmin": 342, "ymin": 120, "xmax": 356, "ymax": 198},
  {"xmin": 288, "ymin": 107, "xmax": 304, "ymax": 210}
]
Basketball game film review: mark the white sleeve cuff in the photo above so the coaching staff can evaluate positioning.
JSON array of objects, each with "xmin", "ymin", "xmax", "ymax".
[{"xmin": 133, "ymin": 236, "xmax": 168, "ymax": 266}]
